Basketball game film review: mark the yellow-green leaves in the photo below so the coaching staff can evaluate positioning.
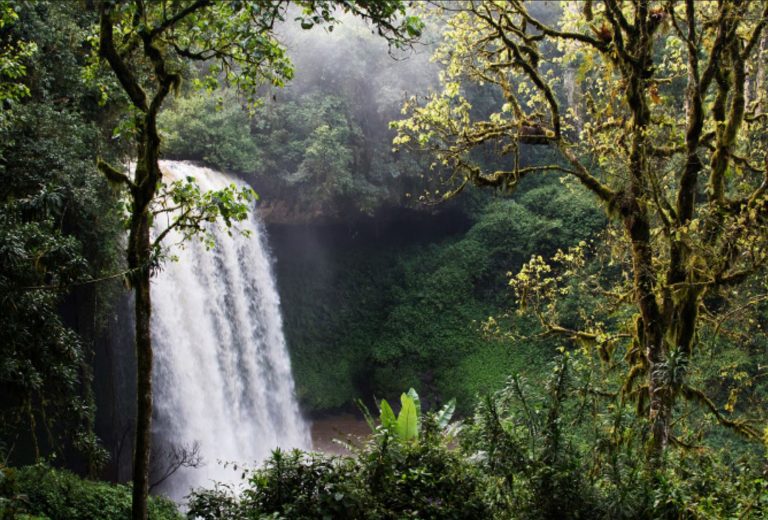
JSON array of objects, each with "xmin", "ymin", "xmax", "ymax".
[
  {"xmin": 379, "ymin": 399, "xmax": 397, "ymax": 431},
  {"xmin": 0, "ymin": 1, "xmax": 36, "ymax": 127},
  {"xmin": 379, "ymin": 387, "xmax": 422, "ymax": 442},
  {"xmin": 396, "ymin": 392, "xmax": 418, "ymax": 442}
]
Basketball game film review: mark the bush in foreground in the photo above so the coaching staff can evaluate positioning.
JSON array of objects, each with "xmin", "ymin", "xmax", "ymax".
[
  {"xmin": 189, "ymin": 371, "xmax": 768, "ymax": 520},
  {"xmin": 0, "ymin": 464, "xmax": 181, "ymax": 520}
]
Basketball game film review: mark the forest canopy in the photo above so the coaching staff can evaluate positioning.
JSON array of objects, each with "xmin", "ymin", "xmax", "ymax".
[
  {"xmin": 394, "ymin": 0, "xmax": 768, "ymax": 456},
  {"xmin": 1, "ymin": 1, "xmax": 768, "ymax": 519}
]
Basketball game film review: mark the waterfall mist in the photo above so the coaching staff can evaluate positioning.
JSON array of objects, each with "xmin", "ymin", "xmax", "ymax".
[{"xmin": 151, "ymin": 160, "xmax": 310, "ymax": 502}]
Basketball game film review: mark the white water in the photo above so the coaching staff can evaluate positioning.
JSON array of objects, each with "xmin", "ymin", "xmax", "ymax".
[{"xmin": 151, "ymin": 160, "xmax": 311, "ymax": 502}]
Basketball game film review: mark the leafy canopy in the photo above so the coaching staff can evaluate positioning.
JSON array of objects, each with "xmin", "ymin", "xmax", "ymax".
[{"xmin": 393, "ymin": 0, "xmax": 768, "ymax": 452}]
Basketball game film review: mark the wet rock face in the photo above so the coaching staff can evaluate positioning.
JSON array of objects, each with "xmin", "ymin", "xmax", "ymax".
[{"xmin": 255, "ymin": 198, "xmax": 330, "ymax": 225}]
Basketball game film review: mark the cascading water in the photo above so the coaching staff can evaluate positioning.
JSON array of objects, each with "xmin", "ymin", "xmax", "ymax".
[{"xmin": 151, "ymin": 160, "xmax": 311, "ymax": 502}]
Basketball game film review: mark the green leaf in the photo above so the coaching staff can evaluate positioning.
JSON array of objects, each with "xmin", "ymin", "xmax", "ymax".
[
  {"xmin": 435, "ymin": 399, "xmax": 456, "ymax": 430},
  {"xmin": 379, "ymin": 399, "xmax": 397, "ymax": 432},
  {"xmin": 407, "ymin": 387, "xmax": 421, "ymax": 432},
  {"xmin": 404, "ymin": 15, "xmax": 423, "ymax": 38},
  {"xmin": 396, "ymin": 393, "xmax": 418, "ymax": 442},
  {"xmin": 355, "ymin": 398, "xmax": 376, "ymax": 432}
]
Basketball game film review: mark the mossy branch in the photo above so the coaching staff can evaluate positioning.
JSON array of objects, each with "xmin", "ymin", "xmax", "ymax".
[
  {"xmin": 681, "ymin": 385, "xmax": 762, "ymax": 439},
  {"xmin": 98, "ymin": 3, "xmax": 148, "ymax": 112},
  {"xmin": 98, "ymin": 159, "xmax": 136, "ymax": 190}
]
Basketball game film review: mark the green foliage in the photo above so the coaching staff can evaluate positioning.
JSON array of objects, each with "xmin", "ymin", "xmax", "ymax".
[
  {"xmin": 368, "ymin": 187, "xmax": 602, "ymax": 407},
  {"xmin": 291, "ymin": 123, "xmax": 355, "ymax": 200},
  {"xmin": 0, "ymin": 0, "xmax": 36, "ymax": 128},
  {"xmin": 378, "ymin": 388, "xmax": 423, "ymax": 442},
  {"xmin": 352, "ymin": 428, "xmax": 490, "ymax": 519},
  {"xmin": 378, "ymin": 400, "xmax": 397, "ymax": 435},
  {"xmin": 161, "ymin": 90, "xmax": 384, "ymax": 214},
  {"xmin": 159, "ymin": 91, "xmax": 260, "ymax": 173},
  {"xmin": 0, "ymin": 0, "xmax": 123, "ymax": 463},
  {"xmin": 187, "ymin": 372, "xmax": 767, "ymax": 520},
  {"xmin": 0, "ymin": 464, "xmax": 181, "ymax": 520},
  {"xmin": 395, "ymin": 0, "xmax": 768, "ymax": 455},
  {"xmin": 434, "ymin": 398, "xmax": 455, "ymax": 430},
  {"xmin": 649, "ymin": 454, "xmax": 768, "ymax": 519},
  {"xmin": 459, "ymin": 353, "xmax": 768, "ymax": 519},
  {"xmin": 188, "ymin": 451, "xmax": 366, "ymax": 520},
  {"xmin": 187, "ymin": 378, "xmax": 767, "ymax": 519},
  {"xmin": 277, "ymin": 175, "xmax": 604, "ymax": 414},
  {"xmin": 0, "ymin": 200, "xmax": 89, "ymax": 447},
  {"xmin": 446, "ymin": 329, "xmax": 543, "ymax": 406},
  {"xmin": 372, "ymin": 388, "xmax": 456, "ymax": 446},
  {"xmin": 188, "ymin": 412, "xmax": 489, "ymax": 520},
  {"xmin": 462, "ymin": 358, "xmax": 604, "ymax": 519},
  {"xmin": 273, "ymin": 234, "xmax": 400, "ymax": 411},
  {"xmin": 158, "ymin": 13, "xmax": 438, "ymax": 219},
  {"xmin": 148, "ymin": 174, "xmax": 257, "ymax": 266},
  {"xmin": 394, "ymin": 393, "xmax": 417, "ymax": 442}
]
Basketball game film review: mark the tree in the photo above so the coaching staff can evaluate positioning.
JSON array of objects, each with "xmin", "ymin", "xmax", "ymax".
[
  {"xmin": 159, "ymin": 89, "xmax": 261, "ymax": 173},
  {"xmin": 0, "ymin": 0, "xmax": 35, "ymax": 129},
  {"xmin": 1, "ymin": 0, "xmax": 126, "ymax": 471},
  {"xmin": 393, "ymin": 0, "xmax": 768, "ymax": 459},
  {"xmin": 91, "ymin": 1, "xmax": 420, "ymax": 517}
]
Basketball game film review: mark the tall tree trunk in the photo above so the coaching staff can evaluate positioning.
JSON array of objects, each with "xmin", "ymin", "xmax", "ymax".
[
  {"xmin": 128, "ymin": 113, "xmax": 163, "ymax": 519},
  {"xmin": 129, "ymin": 203, "xmax": 152, "ymax": 520},
  {"xmin": 621, "ymin": 0, "xmax": 671, "ymax": 457},
  {"xmin": 97, "ymin": 2, "xmax": 171, "ymax": 509},
  {"xmin": 626, "ymin": 205, "xmax": 669, "ymax": 455}
]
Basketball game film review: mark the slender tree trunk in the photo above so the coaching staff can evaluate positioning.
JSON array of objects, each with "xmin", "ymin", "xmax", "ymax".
[
  {"xmin": 96, "ymin": 2, "xmax": 182, "ymax": 517},
  {"xmin": 128, "ymin": 117, "xmax": 163, "ymax": 519},
  {"xmin": 129, "ymin": 204, "xmax": 152, "ymax": 520},
  {"xmin": 626, "ymin": 205, "xmax": 669, "ymax": 455}
]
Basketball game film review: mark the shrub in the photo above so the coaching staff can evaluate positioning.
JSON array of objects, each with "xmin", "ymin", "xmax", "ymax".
[
  {"xmin": 188, "ymin": 393, "xmax": 490, "ymax": 520},
  {"xmin": 189, "ymin": 438, "xmax": 490, "ymax": 520},
  {"xmin": 0, "ymin": 464, "xmax": 181, "ymax": 520}
]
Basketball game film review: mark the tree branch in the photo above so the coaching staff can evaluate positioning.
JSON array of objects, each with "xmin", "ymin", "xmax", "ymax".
[
  {"xmin": 740, "ymin": 1, "xmax": 768, "ymax": 61},
  {"xmin": 510, "ymin": 0, "xmax": 608, "ymax": 51},
  {"xmin": 557, "ymin": 143, "xmax": 616, "ymax": 204},
  {"xmin": 98, "ymin": 2, "xmax": 148, "ymax": 112},
  {"xmin": 681, "ymin": 385, "xmax": 761, "ymax": 439},
  {"xmin": 98, "ymin": 158, "xmax": 137, "ymax": 190},
  {"xmin": 148, "ymin": 0, "xmax": 213, "ymax": 38}
]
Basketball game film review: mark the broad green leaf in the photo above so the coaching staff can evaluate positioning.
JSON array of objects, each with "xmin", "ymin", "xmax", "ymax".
[
  {"xmin": 379, "ymin": 399, "xmax": 397, "ymax": 432},
  {"xmin": 397, "ymin": 393, "xmax": 418, "ymax": 442},
  {"xmin": 435, "ymin": 399, "xmax": 456, "ymax": 430}
]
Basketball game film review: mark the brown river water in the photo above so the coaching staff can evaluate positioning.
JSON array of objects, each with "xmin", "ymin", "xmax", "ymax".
[{"xmin": 310, "ymin": 413, "xmax": 371, "ymax": 455}]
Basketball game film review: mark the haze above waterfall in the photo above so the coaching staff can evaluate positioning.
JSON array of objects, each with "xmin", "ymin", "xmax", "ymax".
[{"xmin": 151, "ymin": 161, "xmax": 310, "ymax": 501}]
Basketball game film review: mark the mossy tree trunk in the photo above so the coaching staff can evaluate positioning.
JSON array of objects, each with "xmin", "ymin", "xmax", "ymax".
[
  {"xmin": 98, "ymin": 3, "xmax": 177, "ymax": 517},
  {"xmin": 393, "ymin": 0, "xmax": 768, "ymax": 461}
]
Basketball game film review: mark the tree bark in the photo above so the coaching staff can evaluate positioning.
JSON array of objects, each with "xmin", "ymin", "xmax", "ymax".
[
  {"xmin": 129, "ymin": 206, "xmax": 152, "ymax": 520},
  {"xmin": 126, "ymin": 128, "xmax": 159, "ymax": 519},
  {"xmin": 621, "ymin": 0, "xmax": 671, "ymax": 457},
  {"xmin": 759, "ymin": 32, "xmax": 768, "ymax": 113},
  {"xmin": 128, "ymin": 117, "xmax": 164, "ymax": 520}
]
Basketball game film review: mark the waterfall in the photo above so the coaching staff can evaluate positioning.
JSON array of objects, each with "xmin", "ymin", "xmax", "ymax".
[{"xmin": 150, "ymin": 160, "xmax": 311, "ymax": 502}]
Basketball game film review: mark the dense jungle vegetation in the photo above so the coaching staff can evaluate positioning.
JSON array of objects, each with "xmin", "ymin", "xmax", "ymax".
[{"xmin": 1, "ymin": 0, "xmax": 768, "ymax": 518}]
